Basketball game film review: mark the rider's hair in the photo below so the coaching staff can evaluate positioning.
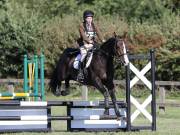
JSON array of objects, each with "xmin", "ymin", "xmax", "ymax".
[{"xmin": 83, "ymin": 21, "xmax": 95, "ymax": 32}]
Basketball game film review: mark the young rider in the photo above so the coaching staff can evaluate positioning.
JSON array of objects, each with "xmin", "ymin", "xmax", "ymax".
[{"xmin": 77, "ymin": 10, "xmax": 105, "ymax": 81}]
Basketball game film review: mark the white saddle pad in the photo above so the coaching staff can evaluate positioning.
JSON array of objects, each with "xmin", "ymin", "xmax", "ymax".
[
  {"xmin": 73, "ymin": 54, "xmax": 81, "ymax": 69},
  {"xmin": 73, "ymin": 53, "xmax": 93, "ymax": 69}
]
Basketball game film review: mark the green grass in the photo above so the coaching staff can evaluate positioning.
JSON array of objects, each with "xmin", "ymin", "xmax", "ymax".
[
  {"xmin": 3, "ymin": 106, "xmax": 180, "ymax": 135},
  {"xmin": 2, "ymin": 86, "xmax": 180, "ymax": 135}
]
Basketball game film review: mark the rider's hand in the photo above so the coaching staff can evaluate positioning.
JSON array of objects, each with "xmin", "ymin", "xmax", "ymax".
[{"xmin": 89, "ymin": 40, "xmax": 93, "ymax": 44}]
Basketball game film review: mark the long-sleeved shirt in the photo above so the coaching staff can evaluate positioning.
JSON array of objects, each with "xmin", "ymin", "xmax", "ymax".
[{"xmin": 78, "ymin": 22, "xmax": 104, "ymax": 46}]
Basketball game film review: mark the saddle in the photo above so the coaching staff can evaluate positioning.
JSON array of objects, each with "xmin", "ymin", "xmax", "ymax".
[{"xmin": 73, "ymin": 47, "xmax": 96, "ymax": 70}]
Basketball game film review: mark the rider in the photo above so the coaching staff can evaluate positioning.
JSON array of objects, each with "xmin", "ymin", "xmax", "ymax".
[{"xmin": 77, "ymin": 10, "xmax": 105, "ymax": 81}]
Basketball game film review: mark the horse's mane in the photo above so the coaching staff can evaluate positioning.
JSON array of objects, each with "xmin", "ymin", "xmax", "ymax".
[
  {"xmin": 104, "ymin": 37, "xmax": 116, "ymax": 44},
  {"xmin": 100, "ymin": 37, "xmax": 115, "ymax": 50},
  {"xmin": 62, "ymin": 37, "xmax": 116, "ymax": 56},
  {"xmin": 98, "ymin": 37, "xmax": 116, "ymax": 56}
]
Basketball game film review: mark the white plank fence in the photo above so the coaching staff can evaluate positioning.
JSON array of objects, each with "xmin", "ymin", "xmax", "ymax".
[{"xmin": 0, "ymin": 79, "xmax": 179, "ymax": 107}]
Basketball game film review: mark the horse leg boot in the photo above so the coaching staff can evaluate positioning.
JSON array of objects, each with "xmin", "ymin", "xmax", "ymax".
[
  {"xmin": 55, "ymin": 81, "xmax": 62, "ymax": 96},
  {"xmin": 104, "ymin": 91, "xmax": 109, "ymax": 116},
  {"xmin": 61, "ymin": 79, "xmax": 70, "ymax": 96}
]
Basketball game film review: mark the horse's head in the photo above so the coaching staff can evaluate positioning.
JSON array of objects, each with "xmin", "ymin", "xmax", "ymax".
[{"xmin": 113, "ymin": 32, "xmax": 129, "ymax": 66}]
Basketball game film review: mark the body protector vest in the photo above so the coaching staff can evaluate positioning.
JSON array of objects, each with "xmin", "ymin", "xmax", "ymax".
[{"xmin": 84, "ymin": 23, "xmax": 96, "ymax": 41}]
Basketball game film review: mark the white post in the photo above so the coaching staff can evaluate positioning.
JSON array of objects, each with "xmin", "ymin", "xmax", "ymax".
[
  {"xmin": 8, "ymin": 82, "xmax": 14, "ymax": 93},
  {"xmin": 82, "ymin": 85, "xmax": 88, "ymax": 101},
  {"xmin": 159, "ymin": 87, "xmax": 165, "ymax": 113}
]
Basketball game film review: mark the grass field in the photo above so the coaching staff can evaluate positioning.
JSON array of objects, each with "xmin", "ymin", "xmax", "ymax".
[{"xmin": 2, "ymin": 86, "xmax": 180, "ymax": 135}]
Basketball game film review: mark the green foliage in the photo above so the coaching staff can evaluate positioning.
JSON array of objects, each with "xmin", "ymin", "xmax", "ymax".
[
  {"xmin": 91, "ymin": 0, "xmax": 177, "ymax": 23},
  {"xmin": 40, "ymin": 15, "xmax": 81, "ymax": 73},
  {"xmin": 0, "ymin": 0, "xmax": 179, "ymax": 81},
  {"xmin": 0, "ymin": 0, "xmax": 44, "ymax": 77}
]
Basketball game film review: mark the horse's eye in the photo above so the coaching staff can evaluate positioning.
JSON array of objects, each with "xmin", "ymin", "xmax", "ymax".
[{"xmin": 116, "ymin": 45, "xmax": 120, "ymax": 49}]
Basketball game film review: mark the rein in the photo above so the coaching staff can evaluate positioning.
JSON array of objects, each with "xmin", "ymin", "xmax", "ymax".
[
  {"xmin": 114, "ymin": 39, "xmax": 127, "ymax": 57},
  {"xmin": 98, "ymin": 38, "xmax": 127, "ymax": 60},
  {"xmin": 113, "ymin": 38, "xmax": 128, "ymax": 64}
]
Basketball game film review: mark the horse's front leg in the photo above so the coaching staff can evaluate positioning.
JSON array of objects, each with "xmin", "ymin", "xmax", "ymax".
[
  {"xmin": 109, "ymin": 89, "xmax": 121, "ymax": 118},
  {"xmin": 106, "ymin": 82, "xmax": 122, "ymax": 118},
  {"xmin": 104, "ymin": 90, "xmax": 109, "ymax": 115},
  {"xmin": 93, "ymin": 77, "xmax": 109, "ymax": 116}
]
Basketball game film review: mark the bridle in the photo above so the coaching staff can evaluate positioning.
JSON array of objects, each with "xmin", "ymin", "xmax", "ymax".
[
  {"xmin": 97, "ymin": 37, "xmax": 128, "ymax": 64},
  {"xmin": 114, "ymin": 37, "xmax": 128, "ymax": 63}
]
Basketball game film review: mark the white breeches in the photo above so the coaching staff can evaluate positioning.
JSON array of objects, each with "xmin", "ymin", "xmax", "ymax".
[{"xmin": 80, "ymin": 44, "xmax": 93, "ymax": 62}]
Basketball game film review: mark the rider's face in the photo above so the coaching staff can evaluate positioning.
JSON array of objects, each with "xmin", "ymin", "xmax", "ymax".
[{"xmin": 85, "ymin": 17, "xmax": 93, "ymax": 24}]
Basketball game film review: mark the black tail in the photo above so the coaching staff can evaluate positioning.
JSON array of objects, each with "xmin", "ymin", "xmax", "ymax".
[{"xmin": 49, "ymin": 48, "xmax": 77, "ymax": 96}]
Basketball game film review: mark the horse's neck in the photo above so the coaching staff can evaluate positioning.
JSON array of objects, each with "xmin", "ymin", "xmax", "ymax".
[
  {"xmin": 98, "ymin": 39, "xmax": 115, "ymax": 68},
  {"xmin": 99, "ymin": 41, "xmax": 115, "ymax": 78},
  {"xmin": 100, "ymin": 38, "xmax": 115, "ymax": 56}
]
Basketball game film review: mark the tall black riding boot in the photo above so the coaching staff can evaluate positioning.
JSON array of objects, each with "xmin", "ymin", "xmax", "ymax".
[{"xmin": 77, "ymin": 62, "xmax": 84, "ymax": 82}]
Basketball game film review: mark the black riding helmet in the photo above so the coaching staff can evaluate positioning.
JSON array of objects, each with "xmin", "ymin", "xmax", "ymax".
[{"xmin": 83, "ymin": 10, "xmax": 94, "ymax": 20}]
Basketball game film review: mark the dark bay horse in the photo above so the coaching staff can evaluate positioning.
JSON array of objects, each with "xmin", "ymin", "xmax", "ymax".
[{"xmin": 49, "ymin": 33, "xmax": 129, "ymax": 118}]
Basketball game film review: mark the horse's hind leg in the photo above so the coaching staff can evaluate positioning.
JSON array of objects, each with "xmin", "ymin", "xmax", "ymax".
[
  {"xmin": 61, "ymin": 79, "xmax": 70, "ymax": 96},
  {"xmin": 55, "ymin": 81, "xmax": 62, "ymax": 96},
  {"xmin": 103, "ymin": 90, "xmax": 110, "ymax": 115}
]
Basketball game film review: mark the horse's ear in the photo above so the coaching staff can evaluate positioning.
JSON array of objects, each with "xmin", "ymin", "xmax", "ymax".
[
  {"xmin": 113, "ymin": 32, "xmax": 117, "ymax": 38},
  {"xmin": 123, "ymin": 32, "xmax": 128, "ymax": 39}
]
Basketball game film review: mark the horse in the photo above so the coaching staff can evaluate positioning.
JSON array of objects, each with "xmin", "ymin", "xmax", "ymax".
[{"xmin": 49, "ymin": 33, "xmax": 129, "ymax": 118}]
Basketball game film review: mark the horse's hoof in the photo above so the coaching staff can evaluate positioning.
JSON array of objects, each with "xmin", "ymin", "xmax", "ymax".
[
  {"xmin": 117, "ymin": 115, "xmax": 126, "ymax": 121},
  {"xmin": 103, "ymin": 111, "xmax": 109, "ymax": 116},
  {"xmin": 122, "ymin": 116, "xmax": 127, "ymax": 121},
  {"xmin": 54, "ymin": 91, "xmax": 61, "ymax": 96},
  {"xmin": 117, "ymin": 116, "xmax": 121, "ymax": 120},
  {"xmin": 77, "ymin": 78, "xmax": 84, "ymax": 83},
  {"xmin": 61, "ymin": 91, "xmax": 69, "ymax": 96}
]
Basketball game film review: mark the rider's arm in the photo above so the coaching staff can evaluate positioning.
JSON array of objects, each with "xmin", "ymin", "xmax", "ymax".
[
  {"xmin": 94, "ymin": 24, "xmax": 105, "ymax": 43},
  {"xmin": 79, "ymin": 23, "xmax": 92, "ymax": 44}
]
